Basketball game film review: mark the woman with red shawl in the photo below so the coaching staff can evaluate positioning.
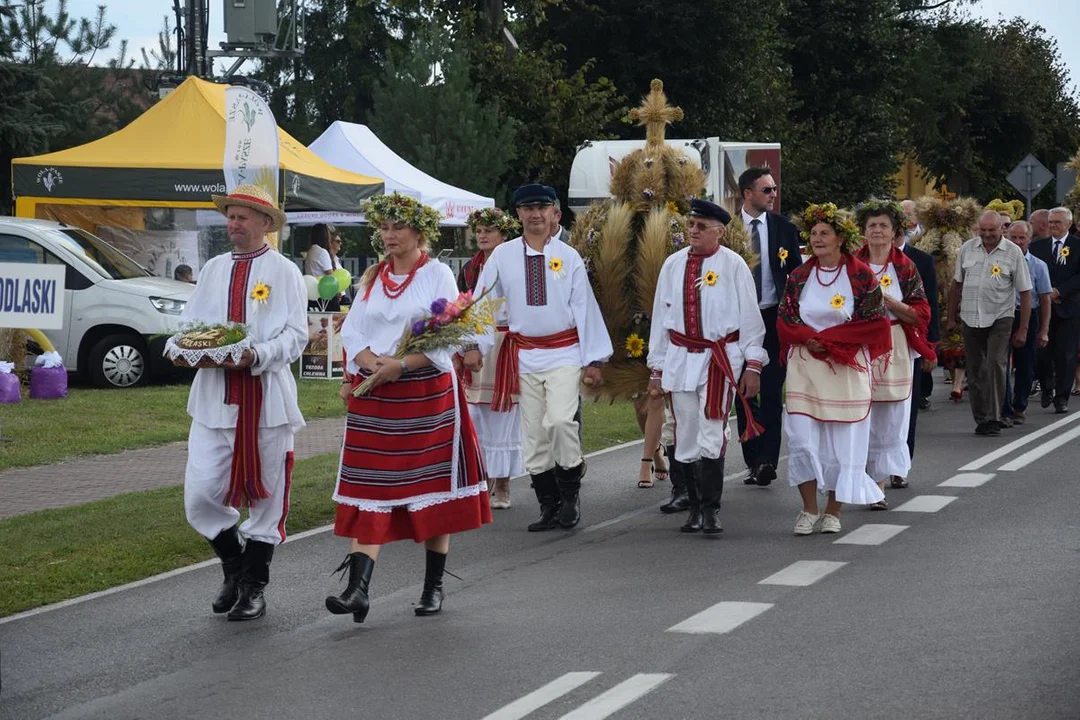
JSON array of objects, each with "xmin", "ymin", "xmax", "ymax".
[
  {"xmin": 855, "ymin": 200, "xmax": 936, "ymax": 509},
  {"xmin": 457, "ymin": 207, "xmax": 523, "ymax": 509},
  {"xmin": 778, "ymin": 203, "xmax": 892, "ymax": 535}
]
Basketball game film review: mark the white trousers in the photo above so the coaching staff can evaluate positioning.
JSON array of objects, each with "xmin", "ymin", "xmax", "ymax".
[
  {"xmin": 518, "ymin": 365, "xmax": 583, "ymax": 475},
  {"xmin": 671, "ymin": 383, "xmax": 731, "ymax": 463},
  {"xmin": 184, "ymin": 421, "xmax": 295, "ymax": 546}
]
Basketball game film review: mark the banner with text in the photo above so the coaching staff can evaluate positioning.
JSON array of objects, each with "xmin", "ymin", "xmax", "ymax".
[
  {"xmin": 224, "ymin": 86, "xmax": 281, "ymax": 247},
  {"xmin": 0, "ymin": 263, "xmax": 66, "ymax": 329}
]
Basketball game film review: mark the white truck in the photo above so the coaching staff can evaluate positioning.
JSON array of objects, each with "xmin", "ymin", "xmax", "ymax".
[
  {"xmin": 0, "ymin": 217, "xmax": 193, "ymax": 388},
  {"xmin": 568, "ymin": 138, "xmax": 782, "ymax": 217}
]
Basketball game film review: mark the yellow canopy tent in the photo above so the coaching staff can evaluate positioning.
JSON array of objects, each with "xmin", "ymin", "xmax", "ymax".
[{"xmin": 12, "ymin": 76, "xmax": 383, "ymax": 220}]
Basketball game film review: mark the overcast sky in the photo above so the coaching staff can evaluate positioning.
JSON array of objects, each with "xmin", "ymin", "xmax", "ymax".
[{"xmin": 63, "ymin": 0, "xmax": 1080, "ymax": 92}]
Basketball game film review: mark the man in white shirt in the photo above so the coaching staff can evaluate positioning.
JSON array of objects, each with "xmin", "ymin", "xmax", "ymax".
[
  {"xmin": 467, "ymin": 184, "xmax": 612, "ymax": 531},
  {"xmin": 179, "ymin": 184, "xmax": 308, "ymax": 621},
  {"xmin": 648, "ymin": 199, "xmax": 767, "ymax": 534},
  {"xmin": 733, "ymin": 167, "xmax": 802, "ymax": 487}
]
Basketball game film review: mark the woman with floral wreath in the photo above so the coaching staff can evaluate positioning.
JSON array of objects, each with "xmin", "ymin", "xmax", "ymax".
[
  {"xmin": 457, "ymin": 207, "xmax": 524, "ymax": 509},
  {"xmin": 778, "ymin": 203, "xmax": 892, "ymax": 535},
  {"xmin": 854, "ymin": 199, "xmax": 936, "ymax": 509},
  {"xmin": 326, "ymin": 192, "xmax": 491, "ymax": 623}
]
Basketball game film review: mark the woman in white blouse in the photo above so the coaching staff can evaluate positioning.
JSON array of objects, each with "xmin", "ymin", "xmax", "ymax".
[
  {"xmin": 325, "ymin": 194, "xmax": 490, "ymax": 624},
  {"xmin": 304, "ymin": 223, "xmax": 340, "ymax": 310}
]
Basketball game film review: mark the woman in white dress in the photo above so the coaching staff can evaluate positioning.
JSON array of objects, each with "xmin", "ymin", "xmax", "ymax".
[
  {"xmin": 304, "ymin": 223, "xmax": 341, "ymax": 311},
  {"xmin": 854, "ymin": 199, "xmax": 935, "ymax": 509},
  {"xmin": 778, "ymin": 203, "xmax": 892, "ymax": 535},
  {"xmin": 457, "ymin": 208, "xmax": 524, "ymax": 509}
]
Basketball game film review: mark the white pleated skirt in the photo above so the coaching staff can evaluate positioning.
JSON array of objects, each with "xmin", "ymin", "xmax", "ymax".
[
  {"xmin": 467, "ymin": 403, "xmax": 525, "ymax": 479},
  {"xmin": 866, "ymin": 397, "xmax": 912, "ymax": 480},
  {"xmin": 785, "ymin": 411, "xmax": 884, "ymax": 505}
]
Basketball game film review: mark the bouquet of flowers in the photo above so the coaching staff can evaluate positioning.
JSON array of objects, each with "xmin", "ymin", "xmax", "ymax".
[{"xmin": 352, "ymin": 284, "xmax": 499, "ymax": 396}]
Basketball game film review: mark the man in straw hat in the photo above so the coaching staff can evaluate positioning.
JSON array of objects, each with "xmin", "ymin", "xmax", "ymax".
[
  {"xmin": 465, "ymin": 183, "xmax": 612, "ymax": 532},
  {"xmin": 179, "ymin": 183, "xmax": 307, "ymax": 621}
]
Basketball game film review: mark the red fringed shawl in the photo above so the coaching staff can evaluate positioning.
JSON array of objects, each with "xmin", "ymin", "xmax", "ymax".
[
  {"xmin": 778, "ymin": 254, "xmax": 893, "ymax": 371},
  {"xmin": 854, "ymin": 245, "xmax": 937, "ymax": 364}
]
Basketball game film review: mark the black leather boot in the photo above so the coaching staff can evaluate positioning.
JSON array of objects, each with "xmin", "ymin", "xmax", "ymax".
[
  {"xmin": 699, "ymin": 456, "xmax": 725, "ymax": 535},
  {"xmin": 209, "ymin": 527, "xmax": 244, "ymax": 614},
  {"xmin": 680, "ymin": 462, "xmax": 702, "ymax": 533},
  {"xmin": 555, "ymin": 460, "xmax": 585, "ymax": 529},
  {"xmin": 527, "ymin": 470, "xmax": 561, "ymax": 532},
  {"xmin": 414, "ymin": 549, "xmax": 446, "ymax": 616},
  {"xmin": 660, "ymin": 444, "xmax": 690, "ymax": 514},
  {"xmin": 326, "ymin": 552, "xmax": 376, "ymax": 623},
  {"xmin": 228, "ymin": 540, "xmax": 273, "ymax": 621}
]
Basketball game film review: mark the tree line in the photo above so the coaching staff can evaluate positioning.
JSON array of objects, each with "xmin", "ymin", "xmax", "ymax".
[{"xmin": 2, "ymin": 0, "xmax": 1078, "ymax": 217}]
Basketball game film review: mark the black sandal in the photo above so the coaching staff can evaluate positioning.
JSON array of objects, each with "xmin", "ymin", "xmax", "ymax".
[
  {"xmin": 890, "ymin": 475, "xmax": 909, "ymax": 489},
  {"xmin": 637, "ymin": 459, "xmax": 654, "ymax": 488}
]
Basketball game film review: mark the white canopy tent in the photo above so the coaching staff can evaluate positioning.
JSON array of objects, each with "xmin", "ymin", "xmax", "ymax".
[{"xmin": 308, "ymin": 121, "xmax": 494, "ymax": 227}]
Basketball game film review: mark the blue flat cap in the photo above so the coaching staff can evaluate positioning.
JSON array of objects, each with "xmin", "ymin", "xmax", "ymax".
[
  {"xmin": 514, "ymin": 184, "xmax": 557, "ymax": 206},
  {"xmin": 688, "ymin": 198, "xmax": 732, "ymax": 225}
]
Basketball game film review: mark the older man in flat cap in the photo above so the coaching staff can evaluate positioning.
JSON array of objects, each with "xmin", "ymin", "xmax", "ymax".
[
  {"xmin": 647, "ymin": 199, "xmax": 767, "ymax": 535},
  {"xmin": 179, "ymin": 184, "xmax": 307, "ymax": 621},
  {"xmin": 466, "ymin": 183, "xmax": 612, "ymax": 532}
]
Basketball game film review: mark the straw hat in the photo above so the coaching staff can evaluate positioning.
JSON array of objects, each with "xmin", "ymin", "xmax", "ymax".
[{"xmin": 212, "ymin": 183, "xmax": 287, "ymax": 232}]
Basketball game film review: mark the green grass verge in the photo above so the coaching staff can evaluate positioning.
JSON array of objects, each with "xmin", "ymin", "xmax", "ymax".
[
  {"xmin": 0, "ymin": 380, "xmax": 346, "ymax": 470},
  {"xmin": 0, "ymin": 400, "xmax": 641, "ymax": 618}
]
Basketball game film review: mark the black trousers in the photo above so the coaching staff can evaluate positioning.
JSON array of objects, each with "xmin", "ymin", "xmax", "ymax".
[
  {"xmin": 735, "ymin": 305, "xmax": 784, "ymax": 470},
  {"xmin": 1037, "ymin": 313, "xmax": 1080, "ymax": 399},
  {"xmin": 907, "ymin": 359, "xmax": 920, "ymax": 459}
]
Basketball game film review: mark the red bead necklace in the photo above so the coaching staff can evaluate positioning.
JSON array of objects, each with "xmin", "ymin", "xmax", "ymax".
[
  {"xmin": 381, "ymin": 253, "xmax": 429, "ymax": 299},
  {"xmin": 814, "ymin": 259, "xmax": 844, "ymax": 288}
]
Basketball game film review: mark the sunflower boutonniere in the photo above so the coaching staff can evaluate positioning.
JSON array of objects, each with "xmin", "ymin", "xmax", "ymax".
[
  {"xmin": 1059, "ymin": 246, "xmax": 1070, "ymax": 265},
  {"xmin": 696, "ymin": 269, "xmax": 719, "ymax": 289},
  {"xmin": 250, "ymin": 281, "xmax": 271, "ymax": 310},
  {"xmin": 990, "ymin": 264, "xmax": 1003, "ymax": 279},
  {"xmin": 549, "ymin": 256, "xmax": 566, "ymax": 278},
  {"xmin": 879, "ymin": 274, "xmax": 893, "ymax": 289},
  {"xmin": 778, "ymin": 247, "xmax": 790, "ymax": 266}
]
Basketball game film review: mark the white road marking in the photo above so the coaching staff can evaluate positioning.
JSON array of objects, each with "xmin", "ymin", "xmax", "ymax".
[
  {"xmin": 758, "ymin": 560, "xmax": 846, "ymax": 587},
  {"xmin": 832, "ymin": 524, "xmax": 909, "ymax": 545},
  {"xmin": 0, "ymin": 440, "xmax": 646, "ymax": 626},
  {"xmin": 938, "ymin": 472, "xmax": 995, "ymax": 488},
  {"xmin": 997, "ymin": 424, "xmax": 1080, "ymax": 472},
  {"xmin": 667, "ymin": 601, "xmax": 773, "ymax": 634},
  {"xmin": 481, "ymin": 672, "xmax": 602, "ymax": 720},
  {"xmin": 891, "ymin": 495, "xmax": 958, "ymax": 513},
  {"xmin": 558, "ymin": 673, "xmax": 674, "ymax": 720},
  {"xmin": 958, "ymin": 411, "xmax": 1080, "ymax": 470}
]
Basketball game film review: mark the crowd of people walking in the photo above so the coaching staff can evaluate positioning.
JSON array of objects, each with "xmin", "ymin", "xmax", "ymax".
[{"xmin": 174, "ymin": 170, "xmax": 1079, "ymax": 624}]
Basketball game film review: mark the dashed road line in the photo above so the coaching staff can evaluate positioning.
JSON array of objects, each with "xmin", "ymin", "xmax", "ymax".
[
  {"xmin": 758, "ymin": 560, "xmax": 847, "ymax": 587},
  {"xmin": 997, "ymin": 424, "xmax": 1080, "ymax": 472},
  {"xmin": 832, "ymin": 524, "xmax": 909, "ymax": 545},
  {"xmin": 667, "ymin": 601, "xmax": 773, "ymax": 635},
  {"xmin": 891, "ymin": 495, "xmax": 958, "ymax": 513},
  {"xmin": 958, "ymin": 411, "xmax": 1080, "ymax": 471},
  {"xmin": 938, "ymin": 472, "xmax": 995, "ymax": 488},
  {"xmin": 481, "ymin": 672, "xmax": 601, "ymax": 720},
  {"xmin": 558, "ymin": 673, "xmax": 674, "ymax": 720}
]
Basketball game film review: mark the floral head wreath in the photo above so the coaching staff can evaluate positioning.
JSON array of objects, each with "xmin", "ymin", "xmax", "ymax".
[
  {"xmin": 467, "ymin": 207, "xmax": 521, "ymax": 237},
  {"xmin": 795, "ymin": 202, "xmax": 863, "ymax": 252},
  {"xmin": 854, "ymin": 198, "xmax": 907, "ymax": 237},
  {"xmin": 360, "ymin": 192, "xmax": 442, "ymax": 245}
]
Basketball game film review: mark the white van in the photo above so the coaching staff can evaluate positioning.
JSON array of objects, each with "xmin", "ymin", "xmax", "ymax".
[
  {"xmin": 568, "ymin": 138, "xmax": 783, "ymax": 216},
  {"xmin": 0, "ymin": 217, "xmax": 193, "ymax": 388}
]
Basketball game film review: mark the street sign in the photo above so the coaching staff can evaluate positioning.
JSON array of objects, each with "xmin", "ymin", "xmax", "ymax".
[
  {"xmin": 1007, "ymin": 154, "xmax": 1053, "ymax": 217},
  {"xmin": 1057, "ymin": 162, "xmax": 1077, "ymax": 205}
]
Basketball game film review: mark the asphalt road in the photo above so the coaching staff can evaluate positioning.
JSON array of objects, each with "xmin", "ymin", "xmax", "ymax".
[{"xmin": 2, "ymin": 383, "xmax": 1079, "ymax": 720}]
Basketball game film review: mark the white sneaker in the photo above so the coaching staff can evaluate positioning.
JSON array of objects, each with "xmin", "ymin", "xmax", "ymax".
[
  {"xmin": 819, "ymin": 513, "xmax": 842, "ymax": 534},
  {"xmin": 793, "ymin": 511, "xmax": 821, "ymax": 535}
]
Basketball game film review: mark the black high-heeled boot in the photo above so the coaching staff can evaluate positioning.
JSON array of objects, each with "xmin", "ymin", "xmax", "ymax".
[
  {"xmin": 414, "ymin": 549, "xmax": 446, "ymax": 616},
  {"xmin": 326, "ymin": 552, "xmax": 376, "ymax": 623}
]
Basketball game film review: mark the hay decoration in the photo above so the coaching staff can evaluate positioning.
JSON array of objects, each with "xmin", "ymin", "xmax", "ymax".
[
  {"xmin": 723, "ymin": 216, "xmax": 759, "ymax": 269},
  {"xmin": 911, "ymin": 194, "xmax": 980, "ymax": 306},
  {"xmin": 568, "ymin": 78, "xmax": 711, "ymax": 399}
]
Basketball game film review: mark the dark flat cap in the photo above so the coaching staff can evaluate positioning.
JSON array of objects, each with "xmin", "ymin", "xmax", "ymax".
[
  {"xmin": 688, "ymin": 198, "xmax": 732, "ymax": 225},
  {"xmin": 514, "ymin": 184, "xmax": 557, "ymax": 206}
]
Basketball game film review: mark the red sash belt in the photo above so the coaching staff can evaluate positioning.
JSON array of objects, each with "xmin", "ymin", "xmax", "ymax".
[
  {"xmin": 490, "ymin": 327, "xmax": 579, "ymax": 412},
  {"xmin": 225, "ymin": 370, "xmax": 267, "ymax": 507},
  {"xmin": 668, "ymin": 329, "xmax": 764, "ymax": 442}
]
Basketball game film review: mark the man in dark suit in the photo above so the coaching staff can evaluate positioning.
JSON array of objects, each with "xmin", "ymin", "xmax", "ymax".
[
  {"xmin": 734, "ymin": 166, "xmax": 803, "ymax": 486},
  {"xmin": 1029, "ymin": 207, "xmax": 1080, "ymax": 413},
  {"xmin": 897, "ymin": 222, "xmax": 939, "ymax": 477}
]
